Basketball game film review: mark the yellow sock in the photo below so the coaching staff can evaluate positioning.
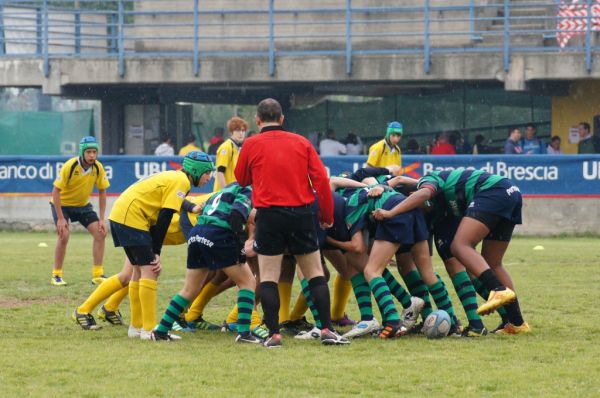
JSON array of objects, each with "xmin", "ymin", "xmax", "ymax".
[
  {"xmin": 128, "ymin": 281, "xmax": 143, "ymax": 329},
  {"xmin": 250, "ymin": 309, "xmax": 262, "ymax": 330},
  {"xmin": 92, "ymin": 265, "xmax": 104, "ymax": 278},
  {"xmin": 77, "ymin": 274, "xmax": 123, "ymax": 314},
  {"xmin": 226, "ymin": 304, "xmax": 239, "ymax": 324},
  {"xmin": 331, "ymin": 275, "xmax": 352, "ymax": 320},
  {"xmin": 104, "ymin": 285, "xmax": 129, "ymax": 312},
  {"xmin": 52, "ymin": 269, "xmax": 63, "ymax": 277},
  {"xmin": 185, "ymin": 282, "xmax": 219, "ymax": 322},
  {"xmin": 289, "ymin": 293, "xmax": 308, "ymax": 321},
  {"xmin": 278, "ymin": 282, "xmax": 293, "ymax": 323},
  {"xmin": 139, "ymin": 278, "xmax": 158, "ymax": 332}
]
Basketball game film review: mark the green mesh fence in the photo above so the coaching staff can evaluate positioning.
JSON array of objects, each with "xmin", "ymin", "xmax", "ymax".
[{"xmin": 0, "ymin": 109, "xmax": 94, "ymax": 155}]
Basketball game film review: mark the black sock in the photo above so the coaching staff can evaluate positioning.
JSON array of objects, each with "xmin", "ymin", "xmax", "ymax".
[
  {"xmin": 478, "ymin": 269, "xmax": 505, "ymax": 292},
  {"xmin": 504, "ymin": 298, "xmax": 524, "ymax": 326},
  {"xmin": 308, "ymin": 276, "xmax": 333, "ymax": 331},
  {"xmin": 259, "ymin": 281, "xmax": 280, "ymax": 336}
]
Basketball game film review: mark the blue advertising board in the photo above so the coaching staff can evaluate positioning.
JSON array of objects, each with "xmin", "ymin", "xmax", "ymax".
[{"xmin": 1, "ymin": 155, "xmax": 600, "ymax": 197}]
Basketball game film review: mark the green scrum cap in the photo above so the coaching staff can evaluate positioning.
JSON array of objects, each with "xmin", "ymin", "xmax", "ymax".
[
  {"xmin": 386, "ymin": 121, "xmax": 403, "ymax": 139},
  {"xmin": 79, "ymin": 136, "xmax": 99, "ymax": 158},
  {"xmin": 182, "ymin": 151, "xmax": 215, "ymax": 183}
]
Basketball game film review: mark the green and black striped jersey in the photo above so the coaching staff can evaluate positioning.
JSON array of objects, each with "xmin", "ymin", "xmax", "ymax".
[
  {"xmin": 197, "ymin": 183, "xmax": 252, "ymax": 230},
  {"xmin": 417, "ymin": 169, "xmax": 503, "ymax": 217}
]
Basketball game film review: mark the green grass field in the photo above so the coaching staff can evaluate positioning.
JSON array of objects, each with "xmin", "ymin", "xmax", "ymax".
[{"xmin": 1, "ymin": 231, "xmax": 599, "ymax": 397}]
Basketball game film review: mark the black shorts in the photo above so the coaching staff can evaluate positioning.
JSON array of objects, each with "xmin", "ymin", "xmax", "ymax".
[
  {"xmin": 254, "ymin": 206, "xmax": 319, "ymax": 256},
  {"xmin": 110, "ymin": 221, "xmax": 155, "ymax": 265},
  {"xmin": 50, "ymin": 203, "xmax": 99, "ymax": 228},
  {"xmin": 187, "ymin": 224, "xmax": 242, "ymax": 270}
]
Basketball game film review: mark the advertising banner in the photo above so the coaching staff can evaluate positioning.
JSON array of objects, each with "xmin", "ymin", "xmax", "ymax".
[{"xmin": 1, "ymin": 155, "xmax": 600, "ymax": 197}]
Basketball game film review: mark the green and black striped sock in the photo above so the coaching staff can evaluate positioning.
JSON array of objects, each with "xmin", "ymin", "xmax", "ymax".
[
  {"xmin": 237, "ymin": 289, "xmax": 255, "ymax": 334},
  {"xmin": 350, "ymin": 273, "xmax": 374, "ymax": 321},
  {"xmin": 451, "ymin": 271, "xmax": 484, "ymax": 331},
  {"xmin": 472, "ymin": 277, "xmax": 508, "ymax": 321},
  {"xmin": 428, "ymin": 278, "xmax": 458, "ymax": 326},
  {"xmin": 369, "ymin": 276, "xmax": 400, "ymax": 325},
  {"xmin": 382, "ymin": 268, "xmax": 412, "ymax": 309},
  {"xmin": 402, "ymin": 270, "xmax": 433, "ymax": 318},
  {"xmin": 300, "ymin": 278, "xmax": 322, "ymax": 329},
  {"xmin": 156, "ymin": 293, "xmax": 190, "ymax": 334}
]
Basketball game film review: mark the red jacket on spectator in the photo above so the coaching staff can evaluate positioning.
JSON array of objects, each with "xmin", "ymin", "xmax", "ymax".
[
  {"xmin": 234, "ymin": 125, "xmax": 333, "ymax": 224},
  {"xmin": 431, "ymin": 142, "xmax": 456, "ymax": 155}
]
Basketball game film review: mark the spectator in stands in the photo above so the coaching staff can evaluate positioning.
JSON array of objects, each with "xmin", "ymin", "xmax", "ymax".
[
  {"xmin": 319, "ymin": 128, "xmax": 347, "ymax": 156},
  {"xmin": 154, "ymin": 135, "xmax": 174, "ymax": 156},
  {"xmin": 431, "ymin": 132, "xmax": 456, "ymax": 155},
  {"xmin": 504, "ymin": 128, "xmax": 523, "ymax": 154},
  {"xmin": 547, "ymin": 135, "xmax": 562, "ymax": 155},
  {"xmin": 520, "ymin": 123, "xmax": 545, "ymax": 155},
  {"xmin": 577, "ymin": 122, "xmax": 600, "ymax": 154},
  {"xmin": 179, "ymin": 134, "xmax": 201, "ymax": 156},
  {"xmin": 344, "ymin": 132, "xmax": 364, "ymax": 155},
  {"xmin": 472, "ymin": 134, "xmax": 495, "ymax": 154},
  {"xmin": 404, "ymin": 138, "xmax": 422, "ymax": 154},
  {"xmin": 449, "ymin": 130, "xmax": 469, "ymax": 154},
  {"xmin": 207, "ymin": 127, "xmax": 226, "ymax": 155}
]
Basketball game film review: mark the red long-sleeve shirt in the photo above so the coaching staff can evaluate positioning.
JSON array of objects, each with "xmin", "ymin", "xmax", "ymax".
[{"xmin": 234, "ymin": 125, "xmax": 334, "ymax": 225}]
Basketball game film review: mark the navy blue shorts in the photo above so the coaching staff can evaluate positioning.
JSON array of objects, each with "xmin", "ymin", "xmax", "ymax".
[
  {"xmin": 375, "ymin": 196, "xmax": 429, "ymax": 246},
  {"xmin": 322, "ymin": 193, "xmax": 351, "ymax": 250},
  {"xmin": 50, "ymin": 203, "xmax": 99, "ymax": 228},
  {"xmin": 109, "ymin": 221, "xmax": 155, "ymax": 265},
  {"xmin": 466, "ymin": 183, "xmax": 522, "ymax": 225},
  {"xmin": 433, "ymin": 216, "xmax": 460, "ymax": 261},
  {"xmin": 187, "ymin": 224, "xmax": 241, "ymax": 270}
]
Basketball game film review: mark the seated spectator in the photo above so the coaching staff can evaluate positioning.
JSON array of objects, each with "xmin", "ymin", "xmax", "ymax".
[
  {"xmin": 547, "ymin": 135, "xmax": 562, "ymax": 155},
  {"xmin": 154, "ymin": 135, "xmax": 174, "ymax": 156},
  {"xmin": 344, "ymin": 132, "xmax": 364, "ymax": 155},
  {"xmin": 449, "ymin": 130, "xmax": 470, "ymax": 154},
  {"xmin": 431, "ymin": 132, "xmax": 456, "ymax": 155},
  {"xmin": 319, "ymin": 128, "xmax": 347, "ymax": 156},
  {"xmin": 207, "ymin": 127, "xmax": 225, "ymax": 155},
  {"xmin": 520, "ymin": 123, "xmax": 545, "ymax": 155},
  {"xmin": 404, "ymin": 138, "xmax": 422, "ymax": 154},
  {"xmin": 504, "ymin": 128, "xmax": 523, "ymax": 154},
  {"xmin": 472, "ymin": 134, "xmax": 495, "ymax": 154}
]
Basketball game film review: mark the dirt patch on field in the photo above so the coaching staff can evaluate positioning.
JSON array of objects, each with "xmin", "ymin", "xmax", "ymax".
[{"xmin": 0, "ymin": 296, "xmax": 67, "ymax": 308}]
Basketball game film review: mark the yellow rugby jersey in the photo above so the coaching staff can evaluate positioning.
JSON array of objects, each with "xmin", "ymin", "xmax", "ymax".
[
  {"xmin": 367, "ymin": 139, "xmax": 402, "ymax": 169},
  {"xmin": 163, "ymin": 193, "xmax": 212, "ymax": 245},
  {"xmin": 52, "ymin": 157, "xmax": 110, "ymax": 207},
  {"xmin": 109, "ymin": 170, "xmax": 191, "ymax": 231},
  {"xmin": 213, "ymin": 139, "xmax": 240, "ymax": 191}
]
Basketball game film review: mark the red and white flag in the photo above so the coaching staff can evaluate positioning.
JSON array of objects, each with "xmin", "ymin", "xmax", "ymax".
[{"xmin": 556, "ymin": 0, "xmax": 600, "ymax": 48}]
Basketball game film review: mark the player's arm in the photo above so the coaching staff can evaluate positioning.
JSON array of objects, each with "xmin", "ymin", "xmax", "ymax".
[
  {"xmin": 385, "ymin": 175, "xmax": 418, "ymax": 189},
  {"xmin": 307, "ymin": 144, "xmax": 334, "ymax": 226},
  {"xmin": 150, "ymin": 208, "xmax": 176, "ymax": 256},
  {"xmin": 51, "ymin": 186, "xmax": 68, "ymax": 238},
  {"xmin": 325, "ymin": 230, "xmax": 366, "ymax": 254},
  {"xmin": 216, "ymin": 167, "xmax": 228, "ymax": 190},
  {"xmin": 244, "ymin": 209, "xmax": 257, "ymax": 258},
  {"xmin": 372, "ymin": 186, "xmax": 433, "ymax": 220},
  {"xmin": 98, "ymin": 189, "xmax": 107, "ymax": 235},
  {"xmin": 329, "ymin": 176, "xmax": 367, "ymax": 192}
]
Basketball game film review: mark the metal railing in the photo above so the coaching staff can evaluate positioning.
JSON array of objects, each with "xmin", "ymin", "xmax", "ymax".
[{"xmin": 0, "ymin": 0, "xmax": 597, "ymax": 78}]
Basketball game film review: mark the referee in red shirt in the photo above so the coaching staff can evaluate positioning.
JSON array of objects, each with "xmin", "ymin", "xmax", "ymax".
[{"xmin": 235, "ymin": 98, "xmax": 349, "ymax": 347}]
